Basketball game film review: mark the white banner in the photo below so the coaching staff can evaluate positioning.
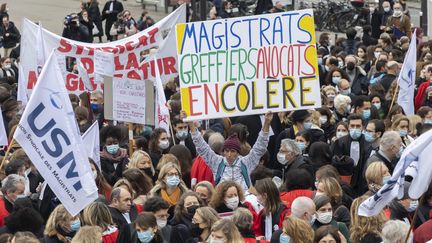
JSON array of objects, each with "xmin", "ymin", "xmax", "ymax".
[
  {"xmin": 154, "ymin": 56, "xmax": 171, "ymax": 135},
  {"xmin": 0, "ymin": 107, "xmax": 7, "ymax": 146},
  {"xmin": 14, "ymin": 51, "xmax": 98, "ymax": 216},
  {"xmin": 81, "ymin": 121, "xmax": 101, "ymax": 170},
  {"xmin": 19, "ymin": 5, "xmax": 186, "ymax": 94},
  {"xmin": 397, "ymin": 29, "xmax": 416, "ymax": 115},
  {"xmin": 359, "ymin": 128, "xmax": 432, "ymax": 216}
]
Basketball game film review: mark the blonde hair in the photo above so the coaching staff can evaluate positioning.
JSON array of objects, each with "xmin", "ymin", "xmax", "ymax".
[
  {"xmin": 282, "ymin": 216, "xmax": 314, "ymax": 243},
  {"xmin": 113, "ymin": 178, "xmax": 135, "ymax": 199},
  {"xmin": 156, "ymin": 154, "xmax": 180, "ymax": 171},
  {"xmin": 350, "ymin": 195, "xmax": 387, "ymax": 242},
  {"xmin": 196, "ymin": 206, "xmax": 220, "ymax": 230},
  {"xmin": 81, "ymin": 202, "xmax": 114, "ymax": 232},
  {"xmin": 391, "ymin": 115, "xmax": 410, "ymax": 131},
  {"xmin": 44, "ymin": 204, "xmax": 74, "ymax": 242},
  {"xmin": 71, "ymin": 226, "xmax": 103, "ymax": 243},
  {"xmin": 408, "ymin": 115, "xmax": 422, "ymax": 136},
  {"xmin": 232, "ymin": 208, "xmax": 253, "ymax": 231},
  {"xmin": 129, "ymin": 150, "xmax": 154, "ymax": 175},
  {"xmin": 365, "ymin": 162, "xmax": 388, "ymax": 185},
  {"xmin": 319, "ymin": 177, "xmax": 343, "ymax": 204},
  {"xmin": 211, "ymin": 219, "xmax": 243, "ymax": 243},
  {"xmin": 157, "ymin": 162, "xmax": 182, "ymax": 188}
]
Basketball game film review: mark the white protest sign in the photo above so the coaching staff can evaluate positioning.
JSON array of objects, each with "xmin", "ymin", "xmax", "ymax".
[
  {"xmin": 112, "ymin": 78, "xmax": 146, "ymax": 124},
  {"xmin": 94, "ymin": 50, "xmax": 114, "ymax": 77},
  {"xmin": 14, "ymin": 51, "xmax": 98, "ymax": 216}
]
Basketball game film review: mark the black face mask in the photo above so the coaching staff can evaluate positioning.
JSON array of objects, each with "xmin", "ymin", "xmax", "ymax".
[
  {"xmin": 141, "ymin": 168, "xmax": 153, "ymax": 177},
  {"xmin": 190, "ymin": 223, "xmax": 204, "ymax": 238},
  {"xmin": 346, "ymin": 62, "xmax": 356, "ymax": 71},
  {"xmin": 186, "ymin": 205, "xmax": 199, "ymax": 217}
]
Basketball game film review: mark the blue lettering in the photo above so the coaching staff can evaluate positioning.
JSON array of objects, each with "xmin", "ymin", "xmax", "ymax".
[
  {"xmin": 259, "ymin": 18, "xmax": 271, "ymax": 46},
  {"xmin": 282, "ymin": 12, "xmax": 299, "ymax": 43},
  {"xmin": 42, "ymin": 128, "xmax": 71, "ymax": 158},
  {"xmin": 28, "ymin": 103, "xmax": 56, "ymax": 137},
  {"xmin": 57, "ymin": 151, "xmax": 82, "ymax": 190},
  {"xmin": 273, "ymin": 16, "xmax": 283, "ymax": 45},
  {"xmin": 212, "ymin": 22, "xmax": 223, "ymax": 49},
  {"xmin": 181, "ymin": 24, "xmax": 197, "ymax": 54},
  {"xmin": 199, "ymin": 23, "xmax": 211, "ymax": 52},
  {"xmin": 297, "ymin": 13, "xmax": 312, "ymax": 44},
  {"xmin": 230, "ymin": 20, "xmax": 241, "ymax": 48},
  {"xmin": 242, "ymin": 18, "xmax": 258, "ymax": 47}
]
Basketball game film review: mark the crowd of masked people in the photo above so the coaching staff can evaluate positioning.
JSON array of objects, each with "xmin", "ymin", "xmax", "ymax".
[
  {"xmin": 62, "ymin": 0, "xmax": 155, "ymax": 42},
  {"xmin": 2, "ymin": 0, "xmax": 432, "ymax": 243}
]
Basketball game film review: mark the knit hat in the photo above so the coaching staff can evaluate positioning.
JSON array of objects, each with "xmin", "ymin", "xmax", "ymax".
[
  {"xmin": 223, "ymin": 134, "xmax": 241, "ymax": 153},
  {"xmin": 291, "ymin": 110, "xmax": 310, "ymax": 123}
]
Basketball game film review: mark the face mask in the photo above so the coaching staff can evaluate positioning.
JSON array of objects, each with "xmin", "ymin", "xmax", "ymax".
[
  {"xmin": 141, "ymin": 168, "xmax": 153, "ymax": 177},
  {"xmin": 327, "ymin": 94, "xmax": 335, "ymax": 101},
  {"xmin": 407, "ymin": 200, "xmax": 418, "ymax": 212},
  {"xmin": 277, "ymin": 152, "xmax": 288, "ymax": 165},
  {"xmin": 319, "ymin": 116, "xmax": 328, "ymax": 124},
  {"xmin": 399, "ymin": 129, "xmax": 408, "ymax": 137},
  {"xmin": 332, "ymin": 77, "xmax": 341, "ymax": 85},
  {"xmin": 382, "ymin": 175, "xmax": 391, "ymax": 185},
  {"xmin": 309, "ymin": 214, "xmax": 317, "ymax": 225},
  {"xmin": 16, "ymin": 194, "xmax": 27, "ymax": 199},
  {"xmin": 176, "ymin": 130, "xmax": 188, "ymax": 140},
  {"xmin": 374, "ymin": 51, "xmax": 381, "ymax": 59},
  {"xmin": 186, "ymin": 205, "xmax": 199, "ymax": 216},
  {"xmin": 393, "ymin": 10, "xmax": 402, "ymax": 16},
  {"xmin": 297, "ymin": 142, "xmax": 306, "ymax": 152},
  {"xmin": 336, "ymin": 131, "xmax": 348, "ymax": 139},
  {"xmin": 280, "ymin": 233, "xmax": 291, "ymax": 243},
  {"xmin": 92, "ymin": 170, "xmax": 98, "ymax": 180},
  {"xmin": 137, "ymin": 229, "xmax": 155, "ymax": 243},
  {"xmin": 363, "ymin": 109, "xmax": 371, "ymax": 120},
  {"xmin": 349, "ymin": 128, "xmax": 362, "ymax": 140},
  {"xmin": 91, "ymin": 103, "xmax": 100, "ymax": 113},
  {"xmin": 396, "ymin": 146, "xmax": 404, "ymax": 158},
  {"xmin": 318, "ymin": 57, "xmax": 323, "ymax": 65},
  {"xmin": 317, "ymin": 211, "xmax": 333, "ymax": 224},
  {"xmin": 191, "ymin": 223, "xmax": 204, "ymax": 237},
  {"xmin": 303, "ymin": 122, "xmax": 313, "ymax": 130},
  {"xmin": 209, "ymin": 237, "xmax": 224, "ymax": 243},
  {"xmin": 3, "ymin": 64, "xmax": 11, "ymax": 69},
  {"xmin": 159, "ymin": 140, "xmax": 170, "ymax": 150},
  {"xmin": 384, "ymin": 6, "xmax": 391, "ymax": 12},
  {"xmin": 157, "ymin": 219, "xmax": 167, "ymax": 229},
  {"xmin": 225, "ymin": 196, "xmax": 239, "ymax": 210},
  {"xmin": 166, "ymin": 175, "xmax": 180, "ymax": 187},
  {"xmin": 106, "ymin": 144, "xmax": 119, "ymax": 155},
  {"xmin": 70, "ymin": 219, "xmax": 81, "ymax": 232},
  {"xmin": 373, "ymin": 103, "xmax": 381, "ymax": 110},
  {"xmin": 425, "ymin": 119, "xmax": 432, "ymax": 124},
  {"xmin": 340, "ymin": 88, "xmax": 351, "ymax": 96},
  {"xmin": 363, "ymin": 131, "xmax": 375, "ymax": 143},
  {"xmin": 314, "ymin": 181, "xmax": 319, "ymax": 189},
  {"xmin": 346, "ymin": 62, "xmax": 355, "ymax": 71}
]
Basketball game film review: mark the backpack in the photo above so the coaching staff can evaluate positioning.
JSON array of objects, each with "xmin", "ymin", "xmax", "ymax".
[{"xmin": 215, "ymin": 159, "xmax": 251, "ymax": 188}]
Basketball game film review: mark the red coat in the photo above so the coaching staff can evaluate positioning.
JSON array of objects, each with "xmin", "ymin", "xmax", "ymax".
[
  {"xmin": 415, "ymin": 80, "xmax": 430, "ymax": 111},
  {"xmin": 102, "ymin": 227, "xmax": 119, "ymax": 243},
  {"xmin": 280, "ymin": 189, "xmax": 315, "ymax": 210},
  {"xmin": 414, "ymin": 218, "xmax": 432, "ymax": 243},
  {"xmin": 252, "ymin": 204, "xmax": 289, "ymax": 237},
  {"xmin": 190, "ymin": 156, "xmax": 215, "ymax": 186},
  {"xmin": 0, "ymin": 196, "xmax": 10, "ymax": 227}
]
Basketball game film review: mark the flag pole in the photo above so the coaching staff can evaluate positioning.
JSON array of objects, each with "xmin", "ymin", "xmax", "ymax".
[
  {"xmin": 404, "ymin": 194, "xmax": 424, "ymax": 243},
  {"xmin": 0, "ymin": 139, "xmax": 15, "ymax": 170},
  {"xmin": 169, "ymin": 120, "xmax": 176, "ymax": 145},
  {"xmin": 128, "ymin": 123, "xmax": 134, "ymax": 156},
  {"xmin": 387, "ymin": 80, "xmax": 400, "ymax": 119}
]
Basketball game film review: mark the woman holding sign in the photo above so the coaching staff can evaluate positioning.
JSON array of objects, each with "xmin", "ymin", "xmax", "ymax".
[{"xmin": 184, "ymin": 111, "xmax": 272, "ymax": 191}]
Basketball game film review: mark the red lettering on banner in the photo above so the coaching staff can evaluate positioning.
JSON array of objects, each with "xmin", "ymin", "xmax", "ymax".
[
  {"xmin": 125, "ymin": 41, "xmax": 134, "ymax": 52},
  {"xmin": 66, "ymin": 73, "xmax": 79, "ymax": 91},
  {"xmin": 203, "ymin": 84, "xmax": 219, "ymax": 114},
  {"xmin": 125, "ymin": 53, "xmax": 139, "ymax": 69},
  {"xmin": 114, "ymin": 56, "xmax": 124, "ymax": 71},
  {"xmin": 80, "ymin": 58, "xmax": 94, "ymax": 74},
  {"xmin": 58, "ymin": 39, "xmax": 72, "ymax": 53},
  {"xmin": 188, "ymin": 85, "xmax": 202, "ymax": 116},
  {"xmin": 162, "ymin": 57, "xmax": 177, "ymax": 74},
  {"xmin": 27, "ymin": 71, "xmax": 38, "ymax": 89},
  {"xmin": 127, "ymin": 70, "xmax": 141, "ymax": 80}
]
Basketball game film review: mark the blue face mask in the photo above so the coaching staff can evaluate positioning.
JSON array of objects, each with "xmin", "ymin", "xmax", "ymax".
[
  {"xmin": 363, "ymin": 131, "xmax": 375, "ymax": 142},
  {"xmin": 349, "ymin": 128, "xmax": 362, "ymax": 140},
  {"xmin": 303, "ymin": 122, "xmax": 313, "ymax": 130},
  {"xmin": 407, "ymin": 200, "xmax": 418, "ymax": 213},
  {"xmin": 176, "ymin": 130, "xmax": 188, "ymax": 140},
  {"xmin": 91, "ymin": 103, "xmax": 100, "ymax": 112},
  {"xmin": 396, "ymin": 146, "xmax": 404, "ymax": 158},
  {"xmin": 280, "ymin": 233, "xmax": 291, "ymax": 243},
  {"xmin": 70, "ymin": 219, "xmax": 81, "ymax": 232},
  {"xmin": 296, "ymin": 142, "xmax": 306, "ymax": 152},
  {"xmin": 166, "ymin": 175, "xmax": 180, "ymax": 187},
  {"xmin": 382, "ymin": 175, "xmax": 391, "ymax": 185},
  {"xmin": 137, "ymin": 229, "xmax": 155, "ymax": 243},
  {"xmin": 106, "ymin": 144, "xmax": 119, "ymax": 155},
  {"xmin": 373, "ymin": 103, "xmax": 381, "ymax": 110},
  {"xmin": 399, "ymin": 129, "xmax": 408, "ymax": 137},
  {"xmin": 363, "ymin": 109, "xmax": 371, "ymax": 120},
  {"xmin": 318, "ymin": 57, "xmax": 323, "ymax": 66}
]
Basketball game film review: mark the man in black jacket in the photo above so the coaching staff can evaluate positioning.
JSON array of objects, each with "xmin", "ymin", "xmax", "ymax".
[
  {"xmin": 109, "ymin": 187, "xmax": 138, "ymax": 229},
  {"xmin": 0, "ymin": 13, "xmax": 20, "ymax": 58},
  {"xmin": 102, "ymin": 0, "xmax": 124, "ymax": 41},
  {"xmin": 332, "ymin": 114, "xmax": 372, "ymax": 196}
]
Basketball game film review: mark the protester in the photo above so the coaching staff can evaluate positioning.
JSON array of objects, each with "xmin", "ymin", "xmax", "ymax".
[
  {"xmin": 42, "ymin": 204, "xmax": 81, "ymax": 243},
  {"xmin": 270, "ymin": 216, "xmax": 315, "ymax": 243},
  {"xmin": 209, "ymin": 219, "xmax": 244, "ymax": 242},
  {"xmin": 71, "ymin": 226, "xmax": 103, "ymax": 243},
  {"xmin": 101, "ymin": 0, "xmax": 124, "ymax": 41},
  {"xmin": 191, "ymin": 206, "xmax": 220, "ymax": 242},
  {"xmin": 132, "ymin": 212, "xmax": 163, "ymax": 243}
]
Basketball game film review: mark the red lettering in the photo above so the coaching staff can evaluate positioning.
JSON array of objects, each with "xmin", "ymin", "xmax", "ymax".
[
  {"xmin": 136, "ymin": 35, "xmax": 148, "ymax": 49},
  {"xmin": 125, "ymin": 53, "xmax": 139, "ymax": 69},
  {"xmin": 58, "ymin": 39, "xmax": 72, "ymax": 53},
  {"xmin": 66, "ymin": 74, "xmax": 79, "ymax": 91},
  {"xmin": 189, "ymin": 85, "xmax": 202, "ymax": 116},
  {"xmin": 139, "ymin": 62, "xmax": 150, "ymax": 80},
  {"xmin": 147, "ymin": 27, "xmax": 158, "ymax": 44},
  {"xmin": 27, "ymin": 71, "xmax": 38, "ymax": 89},
  {"xmin": 256, "ymin": 48, "xmax": 265, "ymax": 79},
  {"xmin": 162, "ymin": 57, "xmax": 177, "ymax": 75},
  {"xmin": 279, "ymin": 45, "xmax": 288, "ymax": 76},
  {"xmin": 125, "ymin": 41, "xmax": 134, "ymax": 52},
  {"xmin": 204, "ymin": 84, "xmax": 219, "ymax": 114},
  {"xmin": 76, "ymin": 44, "xmax": 85, "ymax": 55},
  {"xmin": 114, "ymin": 56, "xmax": 124, "ymax": 71},
  {"xmin": 287, "ymin": 45, "xmax": 294, "ymax": 76},
  {"xmin": 115, "ymin": 44, "xmax": 126, "ymax": 54},
  {"xmin": 80, "ymin": 58, "xmax": 94, "ymax": 74},
  {"xmin": 127, "ymin": 70, "xmax": 141, "ymax": 80}
]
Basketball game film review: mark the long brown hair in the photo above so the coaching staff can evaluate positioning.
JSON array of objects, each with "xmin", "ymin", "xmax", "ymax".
[
  {"xmin": 210, "ymin": 181, "xmax": 244, "ymax": 209},
  {"xmin": 255, "ymin": 178, "xmax": 282, "ymax": 215}
]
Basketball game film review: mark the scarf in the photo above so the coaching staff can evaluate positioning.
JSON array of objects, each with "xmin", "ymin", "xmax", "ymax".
[
  {"xmin": 161, "ymin": 187, "xmax": 181, "ymax": 206},
  {"xmin": 100, "ymin": 148, "xmax": 128, "ymax": 162}
]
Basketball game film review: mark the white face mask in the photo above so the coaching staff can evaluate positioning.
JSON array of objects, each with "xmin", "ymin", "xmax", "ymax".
[
  {"xmin": 159, "ymin": 140, "xmax": 170, "ymax": 150},
  {"xmin": 157, "ymin": 219, "xmax": 167, "ymax": 229},
  {"xmin": 336, "ymin": 131, "xmax": 348, "ymax": 138},
  {"xmin": 209, "ymin": 237, "xmax": 224, "ymax": 243},
  {"xmin": 317, "ymin": 211, "xmax": 333, "ymax": 224},
  {"xmin": 319, "ymin": 116, "xmax": 328, "ymax": 124},
  {"xmin": 225, "ymin": 196, "xmax": 239, "ymax": 210},
  {"xmin": 277, "ymin": 152, "xmax": 288, "ymax": 165}
]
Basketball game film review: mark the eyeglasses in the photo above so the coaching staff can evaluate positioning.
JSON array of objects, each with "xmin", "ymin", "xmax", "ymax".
[{"xmin": 166, "ymin": 172, "xmax": 180, "ymax": 177}]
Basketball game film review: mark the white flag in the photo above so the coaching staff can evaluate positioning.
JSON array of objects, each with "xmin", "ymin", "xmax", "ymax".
[
  {"xmin": 359, "ymin": 128, "xmax": 432, "ymax": 216},
  {"xmin": 14, "ymin": 51, "xmax": 98, "ymax": 216},
  {"xmin": 397, "ymin": 29, "xmax": 417, "ymax": 116},
  {"xmin": 17, "ymin": 65, "xmax": 29, "ymax": 107},
  {"xmin": 78, "ymin": 61, "xmax": 93, "ymax": 91},
  {"xmin": 154, "ymin": 56, "xmax": 171, "ymax": 135},
  {"xmin": 81, "ymin": 121, "xmax": 101, "ymax": 170},
  {"xmin": 36, "ymin": 23, "xmax": 46, "ymax": 69},
  {"xmin": 0, "ymin": 107, "xmax": 7, "ymax": 146}
]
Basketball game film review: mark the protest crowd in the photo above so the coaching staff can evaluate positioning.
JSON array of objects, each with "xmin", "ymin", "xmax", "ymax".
[{"xmin": 1, "ymin": 0, "xmax": 432, "ymax": 243}]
